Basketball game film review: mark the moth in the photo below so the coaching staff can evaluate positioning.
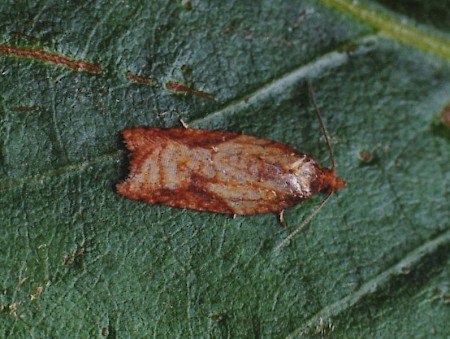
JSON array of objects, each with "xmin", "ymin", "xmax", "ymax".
[{"xmin": 117, "ymin": 87, "xmax": 345, "ymax": 249}]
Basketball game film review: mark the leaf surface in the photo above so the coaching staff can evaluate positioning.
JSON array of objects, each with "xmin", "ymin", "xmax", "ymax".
[{"xmin": 1, "ymin": 0, "xmax": 449, "ymax": 337}]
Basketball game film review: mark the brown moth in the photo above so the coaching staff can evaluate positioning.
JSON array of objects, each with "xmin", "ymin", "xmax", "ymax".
[{"xmin": 117, "ymin": 86, "xmax": 345, "ymax": 249}]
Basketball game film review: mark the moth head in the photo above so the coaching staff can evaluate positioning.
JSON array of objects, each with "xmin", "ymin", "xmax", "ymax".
[
  {"xmin": 316, "ymin": 167, "xmax": 346, "ymax": 194},
  {"xmin": 330, "ymin": 171, "xmax": 346, "ymax": 192}
]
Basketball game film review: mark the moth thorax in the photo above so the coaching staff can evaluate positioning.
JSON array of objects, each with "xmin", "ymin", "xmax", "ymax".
[{"xmin": 289, "ymin": 158, "xmax": 318, "ymax": 197}]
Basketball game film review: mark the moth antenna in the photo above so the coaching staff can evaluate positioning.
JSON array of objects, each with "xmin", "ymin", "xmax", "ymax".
[
  {"xmin": 274, "ymin": 191, "xmax": 333, "ymax": 251},
  {"xmin": 308, "ymin": 83, "xmax": 336, "ymax": 172},
  {"xmin": 274, "ymin": 85, "xmax": 338, "ymax": 251}
]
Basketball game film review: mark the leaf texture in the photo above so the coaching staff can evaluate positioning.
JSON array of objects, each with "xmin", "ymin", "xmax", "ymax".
[{"xmin": 1, "ymin": 0, "xmax": 449, "ymax": 337}]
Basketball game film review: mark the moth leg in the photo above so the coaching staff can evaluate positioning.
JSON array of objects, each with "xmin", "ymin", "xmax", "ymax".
[
  {"xmin": 179, "ymin": 118, "xmax": 189, "ymax": 129},
  {"xmin": 277, "ymin": 210, "xmax": 286, "ymax": 228}
]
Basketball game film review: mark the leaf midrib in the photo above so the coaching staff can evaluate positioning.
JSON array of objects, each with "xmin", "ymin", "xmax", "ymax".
[{"xmin": 321, "ymin": 0, "xmax": 450, "ymax": 60}]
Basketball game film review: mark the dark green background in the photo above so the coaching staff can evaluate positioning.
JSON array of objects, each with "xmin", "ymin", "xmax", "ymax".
[{"xmin": 1, "ymin": 0, "xmax": 449, "ymax": 337}]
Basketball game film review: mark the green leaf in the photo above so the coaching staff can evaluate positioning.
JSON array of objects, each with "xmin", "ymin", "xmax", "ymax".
[{"xmin": 1, "ymin": 0, "xmax": 449, "ymax": 337}]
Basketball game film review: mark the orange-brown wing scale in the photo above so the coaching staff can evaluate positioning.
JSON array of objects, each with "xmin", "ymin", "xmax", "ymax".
[{"xmin": 117, "ymin": 127, "xmax": 326, "ymax": 215}]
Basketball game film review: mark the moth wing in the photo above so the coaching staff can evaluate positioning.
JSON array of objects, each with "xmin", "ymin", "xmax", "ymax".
[
  {"xmin": 117, "ymin": 128, "xmax": 240, "ymax": 209},
  {"xmin": 118, "ymin": 128, "xmax": 308, "ymax": 215},
  {"xmin": 203, "ymin": 135, "xmax": 304, "ymax": 214}
]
